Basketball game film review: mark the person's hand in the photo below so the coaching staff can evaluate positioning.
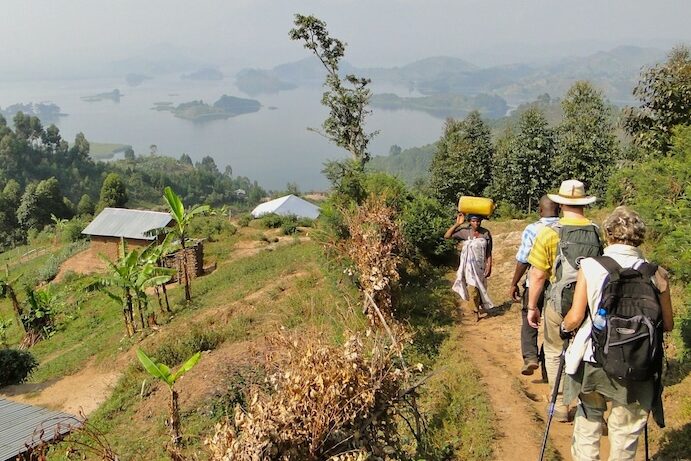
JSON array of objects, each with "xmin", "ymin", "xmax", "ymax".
[
  {"xmin": 455, "ymin": 212, "xmax": 465, "ymax": 225},
  {"xmin": 484, "ymin": 266, "xmax": 492, "ymax": 278},
  {"xmin": 508, "ymin": 284, "xmax": 521, "ymax": 302},
  {"xmin": 527, "ymin": 308, "xmax": 540, "ymax": 329},
  {"xmin": 559, "ymin": 322, "xmax": 575, "ymax": 340}
]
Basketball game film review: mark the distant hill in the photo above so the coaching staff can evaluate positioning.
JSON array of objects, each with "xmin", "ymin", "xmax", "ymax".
[
  {"xmin": 236, "ymin": 69, "xmax": 297, "ymax": 95},
  {"xmin": 244, "ymin": 46, "xmax": 668, "ymax": 108}
]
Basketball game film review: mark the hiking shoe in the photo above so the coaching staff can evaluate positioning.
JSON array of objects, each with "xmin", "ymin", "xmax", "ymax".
[
  {"xmin": 553, "ymin": 404, "xmax": 570, "ymax": 423},
  {"xmin": 521, "ymin": 360, "xmax": 539, "ymax": 376}
]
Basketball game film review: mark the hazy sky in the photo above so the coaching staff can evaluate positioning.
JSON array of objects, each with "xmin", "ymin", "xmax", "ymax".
[{"xmin": 2, "ymin": 0, "xmax": 690, "ymax": 78}]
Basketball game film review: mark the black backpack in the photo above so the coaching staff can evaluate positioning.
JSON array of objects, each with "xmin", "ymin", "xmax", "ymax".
[
  {"xmin": 591, "ymin": 256, "xmax": 663, "ymax": 382},
  {"xmin": 550, "ymin": 224, "xmax": 603, "ymax": 316}
]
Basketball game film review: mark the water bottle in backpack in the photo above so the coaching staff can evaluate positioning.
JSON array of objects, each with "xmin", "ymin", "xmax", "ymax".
[{"xmin": 592, "ymin": 308, "xmax": 607, "ymax": 331}]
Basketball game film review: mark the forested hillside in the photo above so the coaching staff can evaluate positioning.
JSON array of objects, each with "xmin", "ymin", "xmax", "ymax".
[{"xmin": 0, "ymin": 113, "xmax": 266, "ymax": 250}]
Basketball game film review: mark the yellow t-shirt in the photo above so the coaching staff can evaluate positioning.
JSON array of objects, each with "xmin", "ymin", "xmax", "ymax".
[{"xmin": 527, "ymin": 216, "xmax": 593, "ymax": 277}]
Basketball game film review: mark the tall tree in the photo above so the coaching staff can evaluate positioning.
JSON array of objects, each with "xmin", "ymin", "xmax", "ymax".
[
  {"xmin": 491, "ymin": 108, "xmax": 556, "ymax": 212},
  {"xmin": 555, "ymin": 81, "xmax": 619, "ymax": 199},
  {"xmin": 162, "ymin": 187, "xmax": 209, "ymax": 302},
  {"xmin": 428, "ymin": 111, "xmax": 494, "ymax": 207},
  {"xmin": 290, "ymin": 14, "xmax": 377, "ymax": 167},
  {"xmin": 97, "ymin": 173, "xmax": 128, "ymax": 211},
  {"xmin": 624, "ymin": 46, "xmax": 691, "ymax": 155}
]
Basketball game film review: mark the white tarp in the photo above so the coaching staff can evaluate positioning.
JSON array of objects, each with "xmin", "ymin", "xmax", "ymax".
[{"xmin": 251, "ymin": 194, "xmax": 321, "ymax": 219}]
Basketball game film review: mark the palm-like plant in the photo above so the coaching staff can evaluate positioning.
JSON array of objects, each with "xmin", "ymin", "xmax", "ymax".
[
  {"xmin": 98, "ymin": 239, "xmax": 139, "ymax": 336},
  {"xmin": 97, "ymin": 239, "xmax": 175, "ymax": 336},
  {"xmin": 141, "ymin": 234, "xmax": 176, "ymax": 313},
  {"xmin": 132, "ymin": 247, "xmax": 175, "ymax": 327},
  {"xmin": 136, "ymin": 348, "xmax": 201, "ymax": 445},
  {"xmin": 162, "ymin": 187, "xmax": 209, "ymax": 301}
]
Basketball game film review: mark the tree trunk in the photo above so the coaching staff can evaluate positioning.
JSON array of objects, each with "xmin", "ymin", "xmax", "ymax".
[
  {"xmin": 155, "ymin": 286, "xmax": 164, "ymax": 313},
  {"xmin": 161, "ymin": 283, "xmax": 171, "ymax": 312},
  {"xmin": 125, "ymin": 290, "xmax": 136, "ymax": 336},
  {"xmin": 7, "ymin": 286, "xmax": 25, "ymax": 333},
  {"xmin": 136, "ymin": 298, "xmax": 146, "ymax": 331},
  {"xmin": 169, "ymin": 387, "xmax": 182, "ymax": 445},
  {"xmin": 181, "ymin": 246, "xmax": 191, "ymax": 302}
]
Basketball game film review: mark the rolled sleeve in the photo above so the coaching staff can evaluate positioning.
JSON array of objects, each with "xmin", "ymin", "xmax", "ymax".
[{"xmin": 515, "ymin": 224, "xmax": 536, "ymax": 264}]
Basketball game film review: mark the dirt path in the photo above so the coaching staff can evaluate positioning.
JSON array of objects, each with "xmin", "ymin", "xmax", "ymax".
[{"xmin": 455, "ymin": 230, "xmax": 574, "ymax": 460}]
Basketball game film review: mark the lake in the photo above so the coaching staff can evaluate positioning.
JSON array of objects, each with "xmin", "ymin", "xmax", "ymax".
[{"xmin": 0, "ymin": 76, "xmax": 444, "ymax": 190}]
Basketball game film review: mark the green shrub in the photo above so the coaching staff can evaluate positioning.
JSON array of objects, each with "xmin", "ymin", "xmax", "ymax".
[
  {"xmin": 493, "ymin": 200, "xmax": 527, "ymax": 220},
  {"xmin": 61, "ymin": 218, "xmax": 89, "ymax": 243},
  {"xmin": 236, "ymin": 213, "xmax": 252, "ymax": 227},
  {"xmin": 259, "ymin": 213, "xmax": 283, "ymax": 228},
  {"xmin": 401, "ymin": 193, "xmax": 455, "ymax": 263},
  {"xmin": 189, "ymin": 215, "xmax": 237, "ymax": 242},
  {"xmin": 151, "ymin": 324, "xmax": 222, "ymax": 366},
  {"xmin": 0, "ymin": 348, "xmax": 38, "ymax": 386}
]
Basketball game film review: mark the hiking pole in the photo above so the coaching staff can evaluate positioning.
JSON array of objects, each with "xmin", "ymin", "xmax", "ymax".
[
  {"xmin": 538, "ymin": 339, "xmax": 569, "ymax": 461},
  {"xmin": 644, "ymin": 423, "xmax": 649, "ymax": 461}
]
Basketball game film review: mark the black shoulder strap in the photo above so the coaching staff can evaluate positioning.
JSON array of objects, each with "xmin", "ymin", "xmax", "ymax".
[
  {"xmin": 594, "ymin": 255, "xmax": 622, "ymax": 281},
  {"xmin": 637, "ymin": 261, "xmax": 659, "ymax": 279}
]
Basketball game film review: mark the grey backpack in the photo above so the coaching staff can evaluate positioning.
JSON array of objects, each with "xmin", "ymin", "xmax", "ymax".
[{"xmin": 550, "ymin": 224, "xmax": 603, "ymax": 316}]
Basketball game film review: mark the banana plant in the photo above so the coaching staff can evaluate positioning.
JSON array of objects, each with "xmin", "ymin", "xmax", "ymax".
[
  {"xmin": 140, "ymin": 234, "xmax": 177, "ymax": 313},
  {"xmin": 136, "ymin": 348, "xmax": 201, "ymax": 445},
  {"xmin": 163, "ymin": 186, "xmax": 209, "ymax": 301},
  {"xmin": 97, "ymin": 239, "xmax": 139, "ymax": 336}
]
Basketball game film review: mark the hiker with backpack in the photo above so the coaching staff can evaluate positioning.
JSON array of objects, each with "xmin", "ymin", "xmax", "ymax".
[
  {"xmin": 445, "ymin": 212, "xmax": 494, "ymax": 321},
  {"xmin": 559, "ymin": 206, "xmax": 674, "ymax": 461},
  {"xmin": 527, "ymin": 179, "xmax": 603, "ymax": 422},
  {"xmin": 508, "ymin": 196, "xmax": 560, "ymax": 376}
]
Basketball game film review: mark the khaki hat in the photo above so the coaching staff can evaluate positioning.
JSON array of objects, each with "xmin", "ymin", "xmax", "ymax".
[{"xmin": 547, "ymin": 179, "xmax": 597, "ymax": 206}]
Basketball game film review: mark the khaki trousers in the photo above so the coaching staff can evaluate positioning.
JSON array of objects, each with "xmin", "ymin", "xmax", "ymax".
[
  {"xmin": 543, "ymin": 306, "xmax": 565, "ymax": 397},
  {"xmin": 572, "ymin": 391, "xmax": 648, "ymax": 461}
]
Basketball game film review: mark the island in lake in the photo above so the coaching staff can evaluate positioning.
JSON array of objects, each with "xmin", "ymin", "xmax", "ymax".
[
  {"xmin": 152, "ymin": 94, "xmax": 261, "ymax": 121},
  {"xmin": 81, "ymin": 89, "xmax": 123, "ymax": 102},
  {"xmin": 370, "ymin": 92, "xmax": 509, "ymax": 119}
]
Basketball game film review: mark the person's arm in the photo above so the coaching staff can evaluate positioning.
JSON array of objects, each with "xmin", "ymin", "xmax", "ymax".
[
  {"xmin": 660, "ymin": 289, "xmax": 674, "ymax": 332},
  {"xmin": 508, "ymin": 262, "xmax": 529, "ymax": 301},
  {"xmin": 561, "ymin": 269, "xmax": 587, "ymax": 332},
  {"xmin": 444, "ymin": 213, "xmax": 465, "ymax": 239},
  {"xmin": 527, "ymin": 268, "xmax": 547, "ymax": 328}
]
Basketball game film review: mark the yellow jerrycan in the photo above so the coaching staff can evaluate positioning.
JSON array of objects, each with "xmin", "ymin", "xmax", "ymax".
[{"xmin": 457, "ymin": 196, "xmax": 495, "ymax": 218}]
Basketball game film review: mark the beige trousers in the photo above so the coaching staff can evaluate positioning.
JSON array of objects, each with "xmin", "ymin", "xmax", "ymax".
[
  {"xmin": 543, "ymin": 306, "xmax": 565, "ymax": 397},
  {"xmin": 571, "ymin": 391, "xmax": 649, "ymax": 461}
]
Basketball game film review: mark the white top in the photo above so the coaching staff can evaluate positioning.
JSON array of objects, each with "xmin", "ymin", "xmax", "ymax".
[{"xmin": 564, "ymin": 244, "xmax": 647, "ymax": 374}]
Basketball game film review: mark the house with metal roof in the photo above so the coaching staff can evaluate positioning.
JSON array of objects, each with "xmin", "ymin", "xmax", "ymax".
[
  {"xmin": 0, "ymin": 398, "xmax": 80, "ymax": 461},
  {"xmin": 251, "ymin": 194, "xmax": 320, "ymax": 220},
  {"xmin": 81, "ymin": 207, "xmax": 173, "ymax": 260}
]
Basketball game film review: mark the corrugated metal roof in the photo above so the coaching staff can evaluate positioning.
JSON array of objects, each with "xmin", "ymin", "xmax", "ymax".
[
  {"xmin": 0, "ymin": 398, "xmax": 81, "ymax": 460},
  {"xmin": 82, "ymin": 207, "xmax": 173, "ymax": 240},
  {"xmin": 251, "ymin": 195, "xmax": 320, "ymax": 220}
]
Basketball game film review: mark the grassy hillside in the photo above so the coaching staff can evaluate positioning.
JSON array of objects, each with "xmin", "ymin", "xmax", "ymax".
[{"xmin": 0, "ymin": 220, "xmax": 496, "ymax": 460}]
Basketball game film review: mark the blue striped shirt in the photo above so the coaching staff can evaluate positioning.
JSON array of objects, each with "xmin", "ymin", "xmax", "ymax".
[{"xmin": 515, "ymin": 217, "xmax": 560, "ymax": 264}]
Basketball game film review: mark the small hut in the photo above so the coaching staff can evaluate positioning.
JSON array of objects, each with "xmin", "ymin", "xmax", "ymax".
[{"xmin": 81, "ymin": 207, "xmax": 173, "ymax": 260}]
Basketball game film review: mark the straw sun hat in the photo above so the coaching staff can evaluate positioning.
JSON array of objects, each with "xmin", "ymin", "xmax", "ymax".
[{"xmin": 547, "ymin": 179, "xmax": 597, "ymax": 206}]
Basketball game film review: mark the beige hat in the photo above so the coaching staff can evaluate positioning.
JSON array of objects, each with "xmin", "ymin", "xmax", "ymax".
[{"xmin": 547, "ymin": 179, "xmax": 597, "ymax": 206}]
